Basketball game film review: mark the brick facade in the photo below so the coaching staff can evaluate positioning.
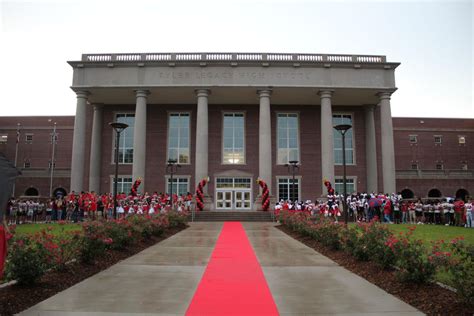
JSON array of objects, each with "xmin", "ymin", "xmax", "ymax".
[{"xmin": 1, "ymin": 114, "xmax": 472, "ymax": 201}]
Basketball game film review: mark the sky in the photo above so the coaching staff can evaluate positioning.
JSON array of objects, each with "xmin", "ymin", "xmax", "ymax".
[{"xmin": 0, "ymin": 0, "xmax": 472, "ymax": 118}]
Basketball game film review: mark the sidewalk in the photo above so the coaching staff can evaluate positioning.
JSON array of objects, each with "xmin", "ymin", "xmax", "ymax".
[{"xmin": 21, "ymin": 222, "xmax": 423, "ymax": 315}]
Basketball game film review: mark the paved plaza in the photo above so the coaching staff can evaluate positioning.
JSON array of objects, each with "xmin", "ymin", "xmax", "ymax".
[{"xmin": 21, "ymin": 222, "xmax": 423, "ymax": 315}]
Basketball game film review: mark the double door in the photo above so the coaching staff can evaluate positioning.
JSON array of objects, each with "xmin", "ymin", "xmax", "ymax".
[{"xmin": 216, "ymin": 190, "xmax": 251, "ymax": 210}]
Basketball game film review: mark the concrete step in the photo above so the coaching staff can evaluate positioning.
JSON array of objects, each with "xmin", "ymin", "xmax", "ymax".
[{"xmin": 191, "ymin": 211, "xmax": 274, "ymax": 222}]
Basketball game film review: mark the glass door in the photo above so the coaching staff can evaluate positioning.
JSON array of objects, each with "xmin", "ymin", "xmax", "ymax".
[
  {"xmin": 216, "ymin": 190, "xmax": 233, "ymax": 209},
  {"xmin": 235, "ymin": 190, "xmax": 251, "ymax": 210}
]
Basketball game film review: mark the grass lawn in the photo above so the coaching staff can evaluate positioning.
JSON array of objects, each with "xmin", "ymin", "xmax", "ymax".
[
  {"xmin": 388, "ymin": 224, "xmax": 474, "ymax": 245},
  {"xmin": 13, "ymin": 223, "xmax": 82, "ymax": 236}
]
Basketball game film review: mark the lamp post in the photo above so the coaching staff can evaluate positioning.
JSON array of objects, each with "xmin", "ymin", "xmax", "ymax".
[
  {"xmin": 110, "ymin": 122, "xmax": 129, "ymax": 219},
  {"xmin": 166, "ymin": 159, "xmax": 181, "ymax": 208},
  {"xmin": 334, "ymin": 124, "xmax": 352, "ymax": 225},
  {"xmin": 49, "ymin": 122, "xmax": 57, "ymax": 197},
  {"xmin": 285, "ymin": 160, "xmax": 299, "ymax": 202}
]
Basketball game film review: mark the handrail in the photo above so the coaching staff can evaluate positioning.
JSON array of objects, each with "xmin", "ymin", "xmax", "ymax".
[{"xmin": 81, "ymin": 52, "xmax": 387, "ymax": 63}]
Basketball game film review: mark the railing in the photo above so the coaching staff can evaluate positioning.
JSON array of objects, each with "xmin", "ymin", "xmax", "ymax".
[{"xmin": 82, "ymin": 52, "xmax": 387, "ymax": 63}]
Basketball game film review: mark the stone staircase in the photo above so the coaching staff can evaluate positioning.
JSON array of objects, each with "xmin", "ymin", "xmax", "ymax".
[{"xmin": 191, "ymin": 211, "xmax": 274, "ymax": 222}]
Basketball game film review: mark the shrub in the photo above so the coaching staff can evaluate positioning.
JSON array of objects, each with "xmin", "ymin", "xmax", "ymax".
[
  {"xmin": 436, "ymin": 238, "xmax": 474, "ymax": 305},
  {"xmin": 78, "ymin": 221, "xmax": 108, "ymax": 263},
  {"xmin": 386, "ymin": 229, "xmax": 437, "ymax": 283},
  {"xmin": 6, "ymin": 236, "xmax": 48, "ymax": 285},
  {"xmin": 166, "ymin": 210, "xmax": 188, "ymax": 228},
  {"xmin": 318, "ymin": 219, "xmax": 345, "ymax": 250},
  {"xmin": 103, "ymin": 220, "xmax": 133, "ymax": 250}
]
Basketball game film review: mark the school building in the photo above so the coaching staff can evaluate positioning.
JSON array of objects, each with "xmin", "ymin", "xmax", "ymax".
[{"xmin": 0, "ymin": 53, "xmax": 472, "ymax": 209}]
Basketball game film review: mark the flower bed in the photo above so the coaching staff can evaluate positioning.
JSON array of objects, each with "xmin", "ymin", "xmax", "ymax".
[
  {"xmin": 0, "ymin": 211, "xmax": 188, "ymax": 315},
  {"xmin": 278, "ymin": 210, "xmax": 474, "ymax": 314}
]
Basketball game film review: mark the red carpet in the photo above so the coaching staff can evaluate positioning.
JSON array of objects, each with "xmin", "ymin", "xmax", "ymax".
[{"xmin": 186, "ymin": 222, "xmax": 279, "ymax": 316}]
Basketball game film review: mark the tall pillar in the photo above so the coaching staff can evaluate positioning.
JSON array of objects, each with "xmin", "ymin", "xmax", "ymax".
[
  {"xmin": 365, "ymin": 105, "xmax": 378, "ymax": 193},
  {"xmin": 258, "ymin": 89, "xmax": 272, "ymax": 194},
  {"xmin": 132, "ymin": 90, "xmax": 149, "ymax": 191},
  {"xmin": 70, "ymin": 91, "xmax": 89, "ymax": 193},
  {"xmin": 89, "ymin": 104, "xmax": 103, "ymax": 193},
  {"xmin": 319, "ymin": 90, "xmax": 335, "ymax": 194},
  {"xmin": 195, "ymin": 89, "xmax": 210, "ymax": 193},
  {"xmin": 378, "ymin": 92, "xmax": 396, "ymax": 194}
]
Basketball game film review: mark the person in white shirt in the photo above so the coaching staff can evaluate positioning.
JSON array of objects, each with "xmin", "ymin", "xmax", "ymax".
[{"xmin": 465, "ymin": 200, "xmax": 473, "ymax": 228}]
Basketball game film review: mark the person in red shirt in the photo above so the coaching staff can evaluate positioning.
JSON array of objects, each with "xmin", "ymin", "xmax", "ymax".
[
  {"xmin": 401, "ymin": 201, "xmax": 409, "ymax": 224},
  {"xmin": 453, "ymin": 199, "xmax": 465, "ymax": 227},
  {"xmin": 383, "ymin": 199, "xmax": 393, "ymax": 223}
]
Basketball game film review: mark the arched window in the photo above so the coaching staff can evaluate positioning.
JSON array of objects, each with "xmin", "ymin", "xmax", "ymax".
[
  {"xmin": 428, "ymin": 188, "xmax": 442, "ymax": 198},
  {"xmin": 53, "ymin": 187, "xmax": 67, "ymax": 198},
  {"xmin": 400, "ymin": 188, "xmax": 414, "ymax": 199},
  {"xmin": 455, "ymin": 189, "xmax": 470, "ymax": 202},
  {"xmin": 24, "ymin": 187, "xmax": 39, "ymax": 196}
]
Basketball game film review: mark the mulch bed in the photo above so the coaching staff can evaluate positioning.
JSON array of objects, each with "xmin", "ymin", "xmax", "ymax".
[
  {"xmin": 0, "ymin": 226, "xmax": 186, "ymax": 316},
  {"xmin": 277, "ymin": 225, "xmax": 473, "ymax": 316}
]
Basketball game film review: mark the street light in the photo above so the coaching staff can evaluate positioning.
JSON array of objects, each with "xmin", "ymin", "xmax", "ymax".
[
  {"xmin": 284, "ymin": 160, "xmax": 299, "ymax": 202},
  {"xmin": 166, "ymin": 159, "xmax": 181, "ymax": 208},
  {"xmin": 110, "ymin": 121, "xmax": 129, "ymax": 219},
  {"xmin": 334, "ymin": 124, "xmax": 352, "ymax": 225}
]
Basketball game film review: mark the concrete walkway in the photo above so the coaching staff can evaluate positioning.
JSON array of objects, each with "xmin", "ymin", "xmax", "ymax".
[{"xmin": 21, "ymin": 222, "xmax": 423, "ymax": 316}]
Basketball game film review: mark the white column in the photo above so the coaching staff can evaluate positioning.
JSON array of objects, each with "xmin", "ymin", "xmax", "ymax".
[
  {"xmin": 195, "ymin": 89, "xmax": 210, "ymax": 193},
  {"xmin": 70, "ymin": 91, "xmax": 89, "ymax": 193},
  {"xmin": 132, "ymin": 90, "xmax": 149, "ymax": 191},
  {"xmin": 89, "ymin": 104, "xmax": 103, "ymax": 193},
  {"xmin": 319, "ymin": 90, "xmax": 335, "ymax": 194},
  {"xmin": 258, "ymin": 89, "xmax": 272, "ymax": 194},
  {"xmin": 378, "ymin": 92, "xmax": 396, "ymax": 194},
  {"xmin": 365, "ymin": 105, "xmax": 378, "ymax": 193}
]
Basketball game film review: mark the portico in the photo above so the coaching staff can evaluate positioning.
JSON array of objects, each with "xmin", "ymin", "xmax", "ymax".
[{"xmin": 68, "ymin": 52, "xmax": 399, "ymax": 209}]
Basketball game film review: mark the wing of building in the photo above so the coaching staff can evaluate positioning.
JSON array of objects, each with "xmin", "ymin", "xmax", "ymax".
[{"xmin": 0, "ymin": 53, "xmax": 471, "ymax": 207}]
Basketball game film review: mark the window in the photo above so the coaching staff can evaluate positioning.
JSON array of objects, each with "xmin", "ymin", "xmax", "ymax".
[
  {"xmin": 113, "ymin": 177, "xmax": 133, "ymax": 194},
  {"xmin": 278, "ymin": 178, "xmax": 300, "ymax": 201},
  {"xmin": 409, "ymin": 135, "xmax": 417, "ymax": 143},
  {"xmin": 115, "ymin": 114, "xmax": 134, "ymax": 163},
  {"xmin": 168, "ymin": 113, "xmax": 190, "ymax": 164},
  {"xmin": 216, "ymin": 178, "xmax": 251, "ymax": 189},
  {"xmin": 458, "ymin": 136, "xmax": 466, "ymax": 144},
  {"xmin": 436, "ymin": 163, "xmax": 443, "ymax": 170},
  {"xmin": 167, "ymin": 177, "xmax": 189, "ymax": 195},
  {"xmin": 25, "ymin": 134, "xmax": 33, "ymax": 143},
  {"xmin": 24, "ymin": 160, "xmax": 31, "ymax": 168},
  {"xmin": 434, "ymin": 135, "xmax": 442, "ymax": 144},
  {"xmin": 0, "ymin": 135, "xmax": 7, "ymax": 144},
  {"xmin": 411, "ymin": 163, "xmax": 418, "ymax": 170},
  {"xmin": 335, "ymin": 178, "xmax": 355, "ymax": 195},
  {"xmin": 223, "ymin": 113, "xmax": 245, "ymax": 164},
  {"xmin": 333, "ymin": 114, "xmax": 354, "ymax": 165},
  {"xmin": 277, "ymin": 113, "xmax": 299, "ymax": 164}
]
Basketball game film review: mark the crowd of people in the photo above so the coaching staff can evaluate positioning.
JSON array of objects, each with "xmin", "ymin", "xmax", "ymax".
[
  {"xmin": 5, "ymin": 189, "xmax": 473, "ymax": 228},
  {"xmin": 5, "ymin": 191, "xmax": 193, "ymax": 225},
  {"xmin": 274, "ymin": 192, "xmax": 474, "ymax": 228}
]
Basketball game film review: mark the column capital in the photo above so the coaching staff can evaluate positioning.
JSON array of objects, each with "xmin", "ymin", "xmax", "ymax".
[
  {"xmin": 364, "ymin": 104, "xmax": 377, "ymax": 112},
  {"xmin": 376, "ymin": 91, "xmax": 393, "ymax": 100},
  {"xmin": 195, "ymin": 89, "xmax": 211, "ymax": 97},
  {"xmin": 317, "ymin": 89, "xmax": 334, "ymax": 98},
  {"xmin": 257, "ymin": 89, "xmax": 272, "ymax": 98},
  {"xmin": 92, "ymin": 103, "xmax": 104, "ymax": 111},
  {"xmin": 76, "ymin": 90, "xmax": 90, "ymax": 99},
  {"xmin": 135, "ymin": 90, "xmax": 150, "ymax": 98}
]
